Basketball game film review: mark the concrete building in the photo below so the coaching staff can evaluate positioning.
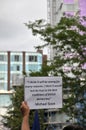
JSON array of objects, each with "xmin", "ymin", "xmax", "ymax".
[
  {"xmin": 46, "ymin": 0, "xmax": 86, "ymax": 129},
  {"xmin": 47, "ymin": 0, "xmax": 86, "ymax": 60},
  {"xmin": 0, "ymin": 50, "xmax": 47, "ymax": 129},
  {"xmin": 47, "ymin": 0, "xmax": 79, "ymax": 26}
]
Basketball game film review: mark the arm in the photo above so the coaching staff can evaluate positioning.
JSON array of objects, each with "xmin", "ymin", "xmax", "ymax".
[{"xmin": 21, "ymin": 101, "xmax": 30, "ymax": 130}]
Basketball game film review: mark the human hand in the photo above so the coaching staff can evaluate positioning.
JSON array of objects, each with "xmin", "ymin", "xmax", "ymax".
[{"xmin": 20, "ymin": 101, "xmax": 30, "ymax": 117}]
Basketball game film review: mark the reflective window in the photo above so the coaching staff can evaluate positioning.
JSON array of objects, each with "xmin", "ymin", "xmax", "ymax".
[
  {"xmin": 11, "ymin": 53, "xmax": 22, "ymax": 62},
  {"xmin": 14, "ymin": 55, "xmax": 19, "ymax": 61},
  {"xmin": 16, "ymin": 65, "xmax": 20, "ymax": 71},
  {"xmin": 29, "ymin": 55, "xmax": 37, "ymax": 62},
  {"xmin": 0, "ymin": 64, "xmax": 7, "ymax": 71},
  {"xmin": 0, "ymin": 55, "xmax": 4, "ymax": 61},
  {"xmin": 11, "ymin": 64, "xmax": 22, "ymax": 71},
  {"xmin": 38, "ymin": 55, "xmax": 42, "ymax": 63},
  {"xmin": 0, "ymin": 55, "xmax": 7, "ymax": 61}
]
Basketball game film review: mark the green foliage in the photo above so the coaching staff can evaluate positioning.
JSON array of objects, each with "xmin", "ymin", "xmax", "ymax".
[
  {"xmin": 30, "ymin": 64, "xmax": 52, "ymax": 76},
  {"xmin": 2, "ymin": 85, "xmax": 46, "ymax": 130},
  {"xmin": 2, "ymin": 86, "xmax": 24, "ymax": 130},
  {"xmin": 2, "ymin": 14, "xmax": 86, "ymax": 129},
  {"xmin": 2, "ymin": 65, "xmax": 51, "ymax": 130},
  {"xmin": 26, "ymin": 15, "xmax": 86, "ymax": 127},
  {"xmin": 29, "ymin": 68, "xmax": 51, "ymax": 130}
]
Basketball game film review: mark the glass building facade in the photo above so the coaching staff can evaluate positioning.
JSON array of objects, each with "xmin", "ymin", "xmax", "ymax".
[
  {"xmin": 0, "ymin": 52, "xmax": 8, "ymax": 91},
  {"xmin": 0, "ymin": 51, "xmax": 43, "ymax": 108}
]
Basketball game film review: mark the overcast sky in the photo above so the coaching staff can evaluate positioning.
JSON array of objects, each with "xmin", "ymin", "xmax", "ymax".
[{"xmin": 0, "ymin": 0, "xmax": 47, "ymax": 53}]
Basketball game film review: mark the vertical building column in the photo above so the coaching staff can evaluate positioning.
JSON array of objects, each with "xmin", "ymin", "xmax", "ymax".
[
  {"xmin": 23, "ymin": 52, "xmax": 25, "ymax": 73},
  {"xmin": 8, "ymin": 51, "xmax": 10, "ymax": 91}
]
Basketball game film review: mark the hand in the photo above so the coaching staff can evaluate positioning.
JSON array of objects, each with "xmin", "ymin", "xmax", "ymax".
[{"xmin": 20, "ymin": 101, "xmax": 30, "ymax": 117}]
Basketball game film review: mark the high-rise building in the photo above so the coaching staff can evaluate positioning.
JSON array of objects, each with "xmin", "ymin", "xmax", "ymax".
[
  {"xmin": 47, "ymin": 0, "xmax": 86, "ymax": 26},
  {"xmin": 47, "ymin": 0, "xmax": 86, "ymax": 60},
  {"xmin": 46, "ymin": 0, "xmax": 86, "ymax": 129}
]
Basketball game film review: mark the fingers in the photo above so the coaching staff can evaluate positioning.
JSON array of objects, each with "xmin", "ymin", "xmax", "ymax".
[
  {"xmin": 20, "ymin": 101, "xmax": 30, "ymax": 116},
  {"xmin": 20, "ymin": 101, "xmax": 27, "ymax": 114},
  {"xmin": 24, "ymin": 101, "xmax": 28, "ymax": 105},
  {"xmin": 21, "ymin": 101, "xmax": 27, "ymax": 106},
  {"xmin": 21, "ymin": 101, "xmax": 26, "ymax": 109}
]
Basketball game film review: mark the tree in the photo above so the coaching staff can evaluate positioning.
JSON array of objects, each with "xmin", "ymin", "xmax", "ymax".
[
  {"xmin": 2, "ymin": 86, "xmax": 46, "ymax": 130},
  {"xmin": 30, "ymin": 64, "xmax": 52, "ymax": 76},
  {"xmin": 25, "ymin": 15, "xmax": 86, "ymax": 127},
  {"xmin": 2, "ymin": 65, "xmax": 51, "ymax": 130},
  {"xmin": 2, "ymin": 86, "xmax": 24, "ymax": 130}
]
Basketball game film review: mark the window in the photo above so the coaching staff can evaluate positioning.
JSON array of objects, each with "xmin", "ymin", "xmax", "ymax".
[
  {"xmin": 16, "ymin": 65, "xmax": 20, "ymax": 71},
  {"xmin": 0, "ymin": 82, "xmax": 4, "ymax": 90},
  {"xmin": 29, "ymin": 56, "xmax": 37, "ymax": 62},
  {"xmin": 0, "ymin": 55, "xmax": 4, "ymax": 61},
  {"xmin": 14, "ymin": 55, "xmax": 19, "ymax": 61},
  {"xmin": 0, "ymin": 64, "xmax": 7, "ymax": 71},
  {"xmin": 34, "ymin": 56, "xmax": 37, "ymax": 61},
  {"xmin": 28, "ymin": 64, "xmax": 38, "ymax": 71}
]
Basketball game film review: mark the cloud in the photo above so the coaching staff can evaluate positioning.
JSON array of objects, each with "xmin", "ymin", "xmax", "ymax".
[
  {"xmin": 0, "ymin": 0, "xmax": 47, "ymax": 52},
  {"xmin": 0, "ymin": 18, "xmax": 22, "ymax": 39}
]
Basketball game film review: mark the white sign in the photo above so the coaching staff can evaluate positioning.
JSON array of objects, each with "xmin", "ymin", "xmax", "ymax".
[{"xmin": 24, "ymin": 76, "xmax": 62, "ymax": 109}]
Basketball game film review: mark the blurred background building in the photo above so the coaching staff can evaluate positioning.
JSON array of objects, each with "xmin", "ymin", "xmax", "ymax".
[
  {"xmin": 46, "ymin": 0, "xmax": 86, "ymax": 129},
  {"xmin": 47, "ymin": 0, "xmax": 86, "ymax": 60},
  {"xmin": 0, "ymin": 50, "xmax": 47, "ymax": 129}
]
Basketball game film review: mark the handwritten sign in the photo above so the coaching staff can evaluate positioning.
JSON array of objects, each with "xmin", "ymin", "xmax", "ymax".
[{"xmin": 24, "ymin": 76, "xmax": 62, "ymax": 109}]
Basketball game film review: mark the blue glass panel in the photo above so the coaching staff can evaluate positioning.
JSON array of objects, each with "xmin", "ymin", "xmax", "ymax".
[
  {"xmin": 0, "ymin": 73, "xmax": 7, "ymax": 80},
  {"xmin": 0, "ymin": 94, "xmax": 12, "ymax": 107},
  {"xmin": 26, "ymin": 64, "xmax": 42, "ymax": 72},
  {"xmin": 38, "ymin": 55, "xmax": 42, "ymax": 63},
  {"xmin": 10, "ymin": 64, "xmax": 22, "ymax": 71},
  {"xmin": 10, "ymin": 54, "xmax": 22, "ymax": 62},
  {"xmin": 0, "ymin": 64, "xmax": 7, "ymax": 71}
]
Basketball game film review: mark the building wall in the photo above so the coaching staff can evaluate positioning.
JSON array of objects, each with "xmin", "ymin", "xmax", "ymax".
[
  {"xmin": 48, "ymin": 0, "xmax": 86, "ymax": 27},
  {"xmin": 47, "ymin": 0, "xmax": 63, "ymax": 25},
  {"xmin": 0, "ymin": 51, "xmax": 43, "ymax": 90},
  {"xmin": 79, "ymin": 0, "xmax": 86, "ymax": 16},
  {"xmin": 47, "ymin": 0, "xmax": 79, "ymax": 60},
  {"xmin": 47, "ymin": 0, "xmax": 86, "ymax": 129},
  {"xmin": 0, "ymin": 52, "xmax": 8, "ymax": 91},
  {"xmin": 0, "ymin": 51, "xmax": 44, "ymax": 108},
  {"xmin": 0, "ymin": 50, "xmax": 47, "ymax": 128},
  {"xmin": 48, "ymin": 0, "xmax": 86, "ymax": 60}
]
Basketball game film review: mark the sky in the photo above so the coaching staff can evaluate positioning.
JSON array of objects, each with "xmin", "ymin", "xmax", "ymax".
[{"xmin": 0, "ymin": 0, "xmax": 47, "ymax": 53}]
